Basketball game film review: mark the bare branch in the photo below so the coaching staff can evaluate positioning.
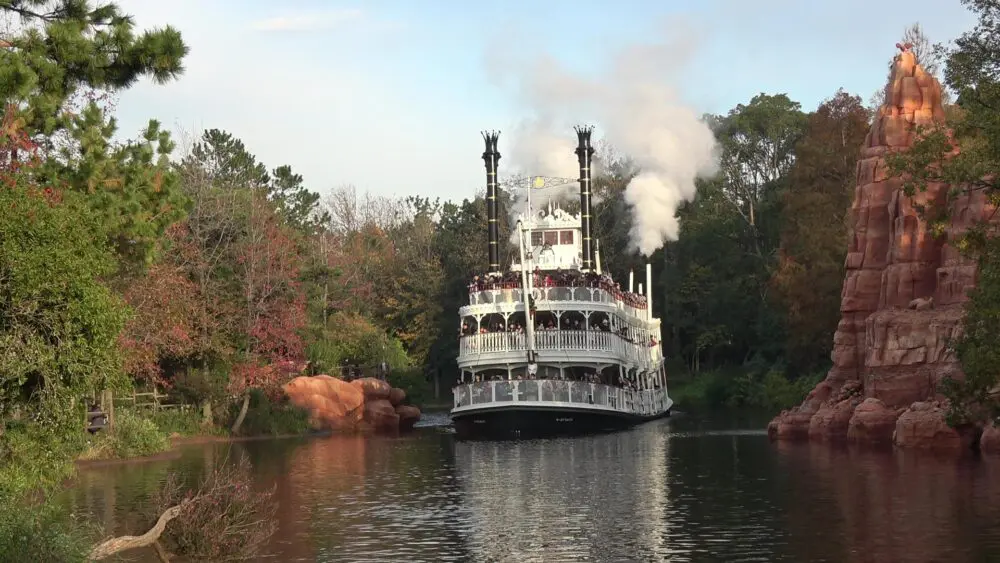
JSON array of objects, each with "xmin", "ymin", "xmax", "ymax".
[{"xmin": 88, "ymin": 500, "xmax": 189, "ymax": 560}]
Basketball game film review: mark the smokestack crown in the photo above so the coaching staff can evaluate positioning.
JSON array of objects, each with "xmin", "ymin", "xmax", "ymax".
[
  {"xmin": 574, "ymin": 125, "xmax": 595, "ymax": 160},
  {"xmin": 482, "ymin": 130, "xmax": 501, "ymax": 161}
]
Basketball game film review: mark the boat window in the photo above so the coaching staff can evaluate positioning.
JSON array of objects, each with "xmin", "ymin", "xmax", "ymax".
[
  {"xmin": 560, "ymin": 230, "xmax": 574, "ymax": 244},
  {"xmin": 543, "ymin": 231, "xmax": 558, "ymax": 245},
  {"xmin": 531, "ymin": 232, "xmax": 543, "ymax": 246}
]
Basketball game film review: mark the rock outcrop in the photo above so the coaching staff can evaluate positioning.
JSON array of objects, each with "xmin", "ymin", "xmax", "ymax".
[
  {"xmin": 284, "ymin": 375, "xmax": 421, "ymax": 433},
  {"xmin": 769, "ymin": 46, "xmax": 996, "ymax": 449}
]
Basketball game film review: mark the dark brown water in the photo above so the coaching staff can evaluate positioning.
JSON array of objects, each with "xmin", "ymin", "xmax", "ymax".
[{"xmin": 63, "ymin": 412, "xmax": 1000, "ymax": 562}]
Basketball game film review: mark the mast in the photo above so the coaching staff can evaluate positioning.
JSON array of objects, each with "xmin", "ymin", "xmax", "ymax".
[
  {"xmin": 516, "ymin": 220, "xmax": 536, "ymax": 362},
  {"xmin": 646, "ymin": 262, "xmax": 653, "ymax": 321},
  {"xmin": 482, "ymin": 131, "xmax": 501, "ymax": 274}
]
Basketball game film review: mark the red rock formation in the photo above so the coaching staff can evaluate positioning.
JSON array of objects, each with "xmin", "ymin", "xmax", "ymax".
[
  {"xmin": 892, "ymin": 401, "xmax": 974, "ymax": 450},
  {"xmin": 396, "ymin": 405, "xmax": 421, "ymax": 431},
  {"xmin": 284, "ymin": 375, "xmax": 421, "ymax": 433},
  {"xmin": 770, "ymin": 47, "xmax": 996, "ymax": 449},
  {"xmin": 980, "ymin": 422, "xmax": 1000, "ymax": 454},
  {"xmin": 846, "ymin": 398, "xmax": 900, "ymax": 445},
  {"xmin": 388, "ymin": 387, "xmax": 406, "ymax": 406}
]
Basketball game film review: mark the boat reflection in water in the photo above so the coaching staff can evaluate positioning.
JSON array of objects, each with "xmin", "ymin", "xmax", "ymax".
[{"xmin": 452, "ymin": 419, "xmax": 673, "ymax": 561}]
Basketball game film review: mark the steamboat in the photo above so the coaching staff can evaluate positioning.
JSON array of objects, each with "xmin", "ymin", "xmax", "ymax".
[{"xmin": 450, "ymin": 126, "xmax": 673, "ymax": 439}]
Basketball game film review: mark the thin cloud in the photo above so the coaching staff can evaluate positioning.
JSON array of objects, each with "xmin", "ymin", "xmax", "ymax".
[{"xmin": 250, "ymin": 9, "xmax": 364, "ymax": 32}]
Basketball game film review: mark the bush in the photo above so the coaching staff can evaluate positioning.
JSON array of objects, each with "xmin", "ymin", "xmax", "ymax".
[
  {"xmin": 109, "ymin": 411, "xmax": 170, "ymax": 458},
  {"xmin": 151, "ymin": 455, "xmax": 277, "ymax": 561},
  {"xmin": 387, "ymin": 367, "xmax": 433, "ymax": 406},
  {"xmin": 150, "ymin": 408, "xmax": 209, "ymax": 436},
  {"xmin": 79, "ymin": 410, "xmax": 170, "ymax": 461},
  {"xmin": 227, "ymin": 390, "xmax": 311, "ymax": 436},
  {"xmin": 0, "ymin": 500, "xmax": 97, "ymax": 563},
  {"xmin": 0, "ymin": 420, "xmax": 84, "ymax": 501},
  {"xmin": 669, "ymin": 366, "xmax": 821, "ymax": 412}
]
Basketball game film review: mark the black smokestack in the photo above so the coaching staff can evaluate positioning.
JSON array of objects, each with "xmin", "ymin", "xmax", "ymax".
[
  {"xmin": 482, "ymin": 131, "xmax": 501, "ymax": 273},
  {"xmin": 575, "ymin": 125, "xmax": 595, "ymax": 271}
]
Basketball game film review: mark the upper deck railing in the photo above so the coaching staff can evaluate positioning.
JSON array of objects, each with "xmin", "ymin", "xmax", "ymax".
[
  {"xmin": 469, "ymin": 278, "xmax": 646, "ymax": 308},
  {"xmin": 458, "ymin": 329, "xmax": 663, "ymax": 366},
  {"xmin": 451, "ymin": 379, "xmax": 672, "ymax": 418},
  {"xmin": 466, "ymin": 285, "xmax": 648, "ymax": 320}
]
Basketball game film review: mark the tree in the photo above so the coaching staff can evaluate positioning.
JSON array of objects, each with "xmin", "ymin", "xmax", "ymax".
[
  {"xmin": 168, "ymin": 130, "xmax": 313, "ymax": 430},
  {"xmin": 0, "ymin": 119, "xmax": 128, "ymax": 432},
  {"xmin": 1, "ymin": 2, "xmax": 190, "ymax": 270},
  {"xmin": 0, "ymin": 0, "xmax": 187, "ymax": 138},
  {"xmin": 885, "ymin": 0, "xmax": 1000, "ymax": 426},
  {"xmin": 228, "ymin": 191, "xmax": 306, "ymax": 434},
  {"xmin": 269, "ymin": 165, "xmax": 327, "ymax": 233},
  {"xmin": 771, "ymin": 90, "xmax": 870, "ymax": 374},
  {"xmin": 118, "ymin": 256, "xmax": 202, "ymax": 387},
  {"xmin": 715, "ymin": 93, "xmax": 807, "ymax": 247}
]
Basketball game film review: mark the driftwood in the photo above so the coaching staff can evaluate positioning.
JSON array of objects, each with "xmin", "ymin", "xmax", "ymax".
[{"xmin": 88, "ymin": 501, "xmax": 188, "ymax": 561}]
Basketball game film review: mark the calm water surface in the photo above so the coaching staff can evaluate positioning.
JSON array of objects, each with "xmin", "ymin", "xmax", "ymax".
[{"xmin": 64, "ymin": 411, "xmax": 1000, "ymax": 562}]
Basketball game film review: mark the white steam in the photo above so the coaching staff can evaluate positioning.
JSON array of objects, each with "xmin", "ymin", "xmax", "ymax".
[{"xmin": 488, "ymin": 19, "xmax": 719, "ymax": 256}]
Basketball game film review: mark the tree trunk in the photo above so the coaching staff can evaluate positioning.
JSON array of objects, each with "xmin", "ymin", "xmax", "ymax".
[
  {"xmin": 200, "ymin": 399, "xmax": 213, "ymax": 428},
  {"xmin": 230, "ymin": 393, "xmax": 251, "ymax": 435},
  {"xmin": 88, "ymin": 502, "xmax": 187, "ymax": 560}
]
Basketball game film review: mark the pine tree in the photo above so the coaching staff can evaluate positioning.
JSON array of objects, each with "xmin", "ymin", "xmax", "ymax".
[{"xmin": 0, "ymin": 0, "xmax": 187, "ymax": 137}]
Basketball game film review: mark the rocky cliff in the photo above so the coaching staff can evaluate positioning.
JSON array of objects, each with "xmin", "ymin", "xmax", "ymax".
[
  {"xmin": 768, "ymin": 46, "xmax": 996, "ymax": 450},
  {"xmin": 284, "ymin": 375, "xmax": 421, "ymax": 433}
]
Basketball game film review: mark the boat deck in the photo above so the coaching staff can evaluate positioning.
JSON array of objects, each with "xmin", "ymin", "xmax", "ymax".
[{"xmin": 452, "ymin": 379, "xmax": 671, "ymax": 417}]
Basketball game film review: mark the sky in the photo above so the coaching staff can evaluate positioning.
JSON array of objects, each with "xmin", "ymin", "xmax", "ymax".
[{"xmin": 113, "ymin": 0, "xmax": 977, "ymax": 203}]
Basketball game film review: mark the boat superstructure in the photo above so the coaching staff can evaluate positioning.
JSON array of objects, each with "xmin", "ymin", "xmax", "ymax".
[{"xmin": 450, "ymin": 127, "xmax": 672, "ymax": 439}]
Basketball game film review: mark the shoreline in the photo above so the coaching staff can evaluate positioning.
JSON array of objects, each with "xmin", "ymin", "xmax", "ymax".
[{"xmin": 75, "ymin": 430, "xmax": 333, "ymax": 468}]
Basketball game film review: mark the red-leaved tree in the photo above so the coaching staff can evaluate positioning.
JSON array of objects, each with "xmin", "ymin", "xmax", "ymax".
[
  {"xmin": 118, "ymin": 259, "xmax": 202, "ymax": 387},
  {"xmin": 228, "ymin": 192, "xmax": 307, "ymax": 433}
]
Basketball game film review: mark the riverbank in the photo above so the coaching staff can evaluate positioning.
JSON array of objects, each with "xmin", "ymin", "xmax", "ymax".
[{"xmin": 75, "ymin": 431, "xmax": 336, "ymax": 468}]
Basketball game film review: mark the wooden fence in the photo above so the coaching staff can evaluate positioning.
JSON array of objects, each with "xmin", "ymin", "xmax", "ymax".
[{"xmin": 118, "ymin": 388, "xmax": 191, "ymax": 412}]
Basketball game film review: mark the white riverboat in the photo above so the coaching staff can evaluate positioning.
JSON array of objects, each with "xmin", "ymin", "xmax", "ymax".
[{"xmin": 451, "ymin": 127, "xmax": 672, "ymax": 439}]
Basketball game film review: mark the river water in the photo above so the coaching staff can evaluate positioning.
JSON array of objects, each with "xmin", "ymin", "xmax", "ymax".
[{"xmin": 65, "ymin": 411, "xmax": 1000, "ymax": 562}]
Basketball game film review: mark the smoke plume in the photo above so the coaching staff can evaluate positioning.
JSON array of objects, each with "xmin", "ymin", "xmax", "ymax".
[{"xmin": 488, "ymin": 19, "xmax": 719, "ymax": 256}]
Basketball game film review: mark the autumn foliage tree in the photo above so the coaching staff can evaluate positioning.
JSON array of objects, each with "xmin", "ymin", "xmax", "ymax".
[
  {"xmin": 771, "ymin": 90, "xmax": 871, "ymax": 374},
  {"xmin": 228, "ymin": 191, "xmax": 307, "ymax": 433}
]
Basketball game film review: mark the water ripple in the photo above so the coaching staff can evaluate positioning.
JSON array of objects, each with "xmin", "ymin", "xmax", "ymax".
[{"xmin": 62, "ymin": 413, "xmax": 1000, "ymax": 563}]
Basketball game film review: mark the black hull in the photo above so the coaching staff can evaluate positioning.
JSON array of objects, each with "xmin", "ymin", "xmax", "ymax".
[{"xmin": 451, "ymin": 406, "xmax": 670, "ymax": 440}]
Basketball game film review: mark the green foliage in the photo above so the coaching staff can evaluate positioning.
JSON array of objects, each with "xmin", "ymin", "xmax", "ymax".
[
  {"xmin": 150, "ymin": 408, "xmax": 207, "ymax": 437},
  {"xmin": 225, "ymin": 389, "xmax": 310, "ymax": 436},
  {"xmin": 0, "ymin": 499, "xmax": 97, "ymax": 563},
  {"xmin": 307, "ymin": 311, "xmax": 410, "ymax": 375},
  {"xmin": 387, "ymin": 367, "xmax": 433, "ymax": 407},
  {"xmin": 270, "ymin": 164, "xmax": 328, "ymax": 233},
  {"xmin": 941, "ymin": 233, "xmax": 1000, "ymax": 426},
  {"xmin": 670, "ymin": 367, "xmax": 821, "ymax": 411},
  {"xmin": 0, "ymin": 419, "xmax": 83, "ymax": 501},
  {"xmin": 772, "ymin": 90, "xmax": 870, "ymax": 373},
  {"xmin": 0, "ymin": 0, "xmax": 188, "ymax": 137},
  {"xmin": 0, "ymin": 185, "xmax": 129, "ymax": 426},
  {"xmin": 38, "ymin": 113, "xmax": 189, "ymax": 268},
  {"xmin": 106, "ymin": 410, "xmax": 169, "ymax": 458}
]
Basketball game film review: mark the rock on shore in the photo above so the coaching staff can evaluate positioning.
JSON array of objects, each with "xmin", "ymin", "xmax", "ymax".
[{"xmin": 283, "ymin": 375, "xmax": 421, "ymax": 433}]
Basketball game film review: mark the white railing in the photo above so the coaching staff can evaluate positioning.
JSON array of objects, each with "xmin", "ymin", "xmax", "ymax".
[
  {"xmin": 458, "ymin": 330, "xmax": 663, "ymax": 366},
  {"xmin": 451, "ymin": 379, "xmax": 672, "ymax": 418},
  {"xmin": 466, "ymin": 286, "xmax": 647, "ymax": 319}
]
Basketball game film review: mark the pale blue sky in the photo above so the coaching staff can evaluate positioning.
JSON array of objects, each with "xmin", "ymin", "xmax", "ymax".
[{"xmin": 114, "ymin": 0, "xmax": 976, "ymax": 203}]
